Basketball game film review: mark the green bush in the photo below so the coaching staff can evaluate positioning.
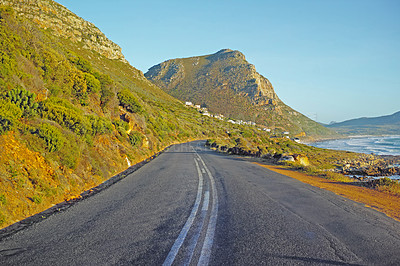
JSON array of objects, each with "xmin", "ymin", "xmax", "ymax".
[
  {"xmin": 69, "ymin": 53, "xmax": 93, "ymax": 73},
  {"xmin": 0, "ymin": 194, "xmax": 6, "ymax": 206},
  {"xmin": 32, "ymin": 195, "xmax": 43, "ymax": 204},
  {"xmin": 87, "ymin": 115, "xmax": 113, "ymax": 135},
  {"xmin": 117, "ymin": 89, "xmax": 142, "ymax": 113},
  {"xmin": 113, "ymin": 119, "xmax": 129, "ymax": 136},
  {"xmin": 5, "ymin": 88, "xmax": 39, "ymax": 117},
  {"xmin": 33, "ymin": 123, "xmax": 65, "ymax": 152},
  {"xmin": 84, "ymin": 73, "xmax": 101, "ymax": 93},
  {"xmin": 71, "ymin": 70, "xmax": 88, "ymax": 105},
  {"xmin": 0, "ymin": 99, "xmax": 22, "ymax": 134},
  {"xmin": 129, "ymin": 131, "xmax": 143, "ymax": 147},
  {"xmin": 0, "ymin": 211, "xmax": 6, "ymax": 226},
  {"xmin": 40, "ymin": 97, "xmax": 90, "ymax": 136}
]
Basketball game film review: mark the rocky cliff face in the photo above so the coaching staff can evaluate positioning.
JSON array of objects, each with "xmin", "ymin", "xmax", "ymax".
[
  {"xmin": 146, "ymin": 49, "xmax": 336, "ymax": 137},
  {"xmin": 0, "ymin": 0, "xmax": 127, "ymax": 62}
]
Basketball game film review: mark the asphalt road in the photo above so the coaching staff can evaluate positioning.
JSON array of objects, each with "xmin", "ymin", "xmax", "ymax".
[{"xmin": 1, "ymin": 141, "xmax": 400, "ymax": 265}]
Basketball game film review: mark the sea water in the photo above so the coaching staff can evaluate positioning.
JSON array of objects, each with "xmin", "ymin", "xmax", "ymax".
[
  {"xmin": 310, "ymin": 136, "xmax": 400, "ymax": 180},
  {"xmin": 310, "ymin": 136, "xmax": 400, "ymax": 156}
]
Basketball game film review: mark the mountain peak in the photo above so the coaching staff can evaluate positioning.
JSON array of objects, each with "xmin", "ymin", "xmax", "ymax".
[
  {"xmin": 217, "ymin": 48, "xmax": 234, "ymax": 53},
  {"xmin": 208, "ymin": 49, "xmax": 246, "ymax": 61}
]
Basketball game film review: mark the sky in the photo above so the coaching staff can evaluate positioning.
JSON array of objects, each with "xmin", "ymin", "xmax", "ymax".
[{"xmin": 57, "ymin": 0, "xmax": 400, "ymax": 124}]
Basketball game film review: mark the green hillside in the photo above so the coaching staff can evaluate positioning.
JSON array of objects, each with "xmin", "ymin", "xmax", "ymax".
[
  {"xmin": 145, "ymin": 49, "xmax": 337, "ymax": 138},
  {"xmin": 0, "ymin": 1, "xmax": 235, "ymax": 227}
]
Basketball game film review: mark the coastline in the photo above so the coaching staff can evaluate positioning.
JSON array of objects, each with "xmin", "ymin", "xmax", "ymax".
[
  {"xmin": 306, "ymin": 134, "xmax": 400, "ymax": 144},
  {"xmin": 306, "ymin": 135, "xmax": 400, "ymax": 157},
  {"xmin": 303, "ymin": 134, "xmax": 400, "ymax": 145}
]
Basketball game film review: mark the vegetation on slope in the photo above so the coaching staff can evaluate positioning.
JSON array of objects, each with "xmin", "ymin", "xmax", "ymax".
[{"xmin": 0, "ymin": 5, "xmax": 234, "ymax": 228}]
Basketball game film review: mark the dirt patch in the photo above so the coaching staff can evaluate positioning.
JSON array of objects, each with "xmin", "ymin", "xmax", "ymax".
[{"xmin": 254, "ymin": 162, "xmax": 400, "ymax": 222}]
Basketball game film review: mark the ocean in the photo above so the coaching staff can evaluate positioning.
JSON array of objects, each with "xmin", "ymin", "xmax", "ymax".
[{"xmin": 310, "ymin": 136, "xmax": 400, "ymax": 156}]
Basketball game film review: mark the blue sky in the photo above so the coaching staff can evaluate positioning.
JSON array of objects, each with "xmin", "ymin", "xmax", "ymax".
[{"xmin": 57, "ymin": 0, "xmax": 400, "ymax": 124}]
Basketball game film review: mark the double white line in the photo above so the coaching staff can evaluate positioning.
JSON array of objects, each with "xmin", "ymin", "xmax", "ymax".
[{"xmin": 163, "ymin": 148, "xmax": 219, "ymax": 266}]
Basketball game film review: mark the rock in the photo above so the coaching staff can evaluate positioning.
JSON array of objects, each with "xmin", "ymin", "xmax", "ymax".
[
  {"xmin": 0, "ymin": 0, "xmax": 127, "ymax": 62},
  {"xmin": 293, "ymin": 154, "xmax": 310, "ymax": 166},
  {"xmin": 279, "ymin": 155, "xmax": 295, "ymax": 162}
]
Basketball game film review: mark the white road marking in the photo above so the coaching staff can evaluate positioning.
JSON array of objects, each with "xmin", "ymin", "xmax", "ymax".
[
  {"xmin": 162, "ymin": 158, "xmax": 204, "ymax": 266},
  {"xmin": 202, "ymin": 191, "xmax": 210, "ymax": 211},
  {"xmin": 184, "ymin": 190, "xmax": 211, "ymax": 265},
  {"xmin": 197, "ymin": 153, "xmax": 219, "ymax": 266}
]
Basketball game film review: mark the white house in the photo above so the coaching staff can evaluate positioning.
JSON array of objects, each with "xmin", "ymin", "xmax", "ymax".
[{"xmin": 185, "ymin": 101, "xmax": 193, "ymax": 106}]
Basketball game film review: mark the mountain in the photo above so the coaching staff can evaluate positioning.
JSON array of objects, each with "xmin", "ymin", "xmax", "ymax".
[
  {"xmin": 327, "ymin": 111, "xmax": 400, "ymax": 135},
  {"xmin": 145, "ymin": 49, "xmax": 336, "ymax": 137},
  {"xmin": 0, "ymin": 0, "xmax": 236, "ymax": 228}
]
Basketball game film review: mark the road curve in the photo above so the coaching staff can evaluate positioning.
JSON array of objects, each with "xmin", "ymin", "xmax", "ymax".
[{"xmin": 1, "ymin": 141, "xmax": 400, "ymax": 265}]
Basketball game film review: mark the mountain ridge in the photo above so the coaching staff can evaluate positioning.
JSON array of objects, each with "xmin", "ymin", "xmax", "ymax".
[{"xmin": 327, "ymin": 111, "xmax": 400, "ymax": 135}]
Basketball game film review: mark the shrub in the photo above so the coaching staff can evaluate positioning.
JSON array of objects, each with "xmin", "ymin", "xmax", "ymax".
[
  {"xmin": 69, "ymin": 53, "xmax": 93, "ymax": 73},
  {"xmin": 117, "ymin": 89, "xmax": 142, "ymax": 113},
  {"xmin": 0, "ymin": 211, "xmax": 6, "ymax": 226},
  {"xmin": 40, "ymin": 97, "xmax": 90, "ymax": 136},
  {"xmin": 129, "ymin": 131, "xmax": 143, "ymax": 147},
  {"xmin": 0, "ymin": 194, "xmax": 6, "ymax": 206},
  {"xmin": 33, "ymin": 123, "xmax": 65, "ymax": 152},
  {"xmin": 71, "ymin": 70, "xmax": 88, "ymax": 105},
  {"xmin": 113, "ymin": 119, "xmax": 129, "ymax": 136},
  {"xmin": 5, "ymin": 87, "xmax": 39, "ymax": 117},
  {"xmin": 87, "ymin": 115, "xmax": 113, "ymax": 135},
  {"xmin": 32, "ymin": 195, "xmax": 43, "ymax": 204},
  {"xmin": 0, "ymin": 99, "xmax": 22, "ymax": 134},
  {"xmin": 84, "ymin": 73, "xmax": 101, "ymax": 93}
]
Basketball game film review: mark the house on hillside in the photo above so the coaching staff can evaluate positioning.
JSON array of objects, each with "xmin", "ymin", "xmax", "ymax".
[
  {"xmin": 214, "ymin": 114, "xmax": 224, "ymax": 120},
  {"xmin": 194, "ymin": 104, "xmax": 201, "ymax": 109},
  {"xmin": 185, "ymin": 101, "xmax": 193, "ymax": 106}
]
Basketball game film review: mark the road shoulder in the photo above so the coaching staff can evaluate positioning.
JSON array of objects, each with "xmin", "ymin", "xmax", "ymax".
[{"xmin": 254, "ymin": 162, "xmax": 400, "ymax": 222}]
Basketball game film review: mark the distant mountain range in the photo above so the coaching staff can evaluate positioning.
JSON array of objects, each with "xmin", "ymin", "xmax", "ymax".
[
  {"xmin": 145, "ymin": 49, "xmax": 336, "ymax": 137},
  {"xmin": 326, "ymin": 111, "xmax": 400, "ymax": 135}
]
